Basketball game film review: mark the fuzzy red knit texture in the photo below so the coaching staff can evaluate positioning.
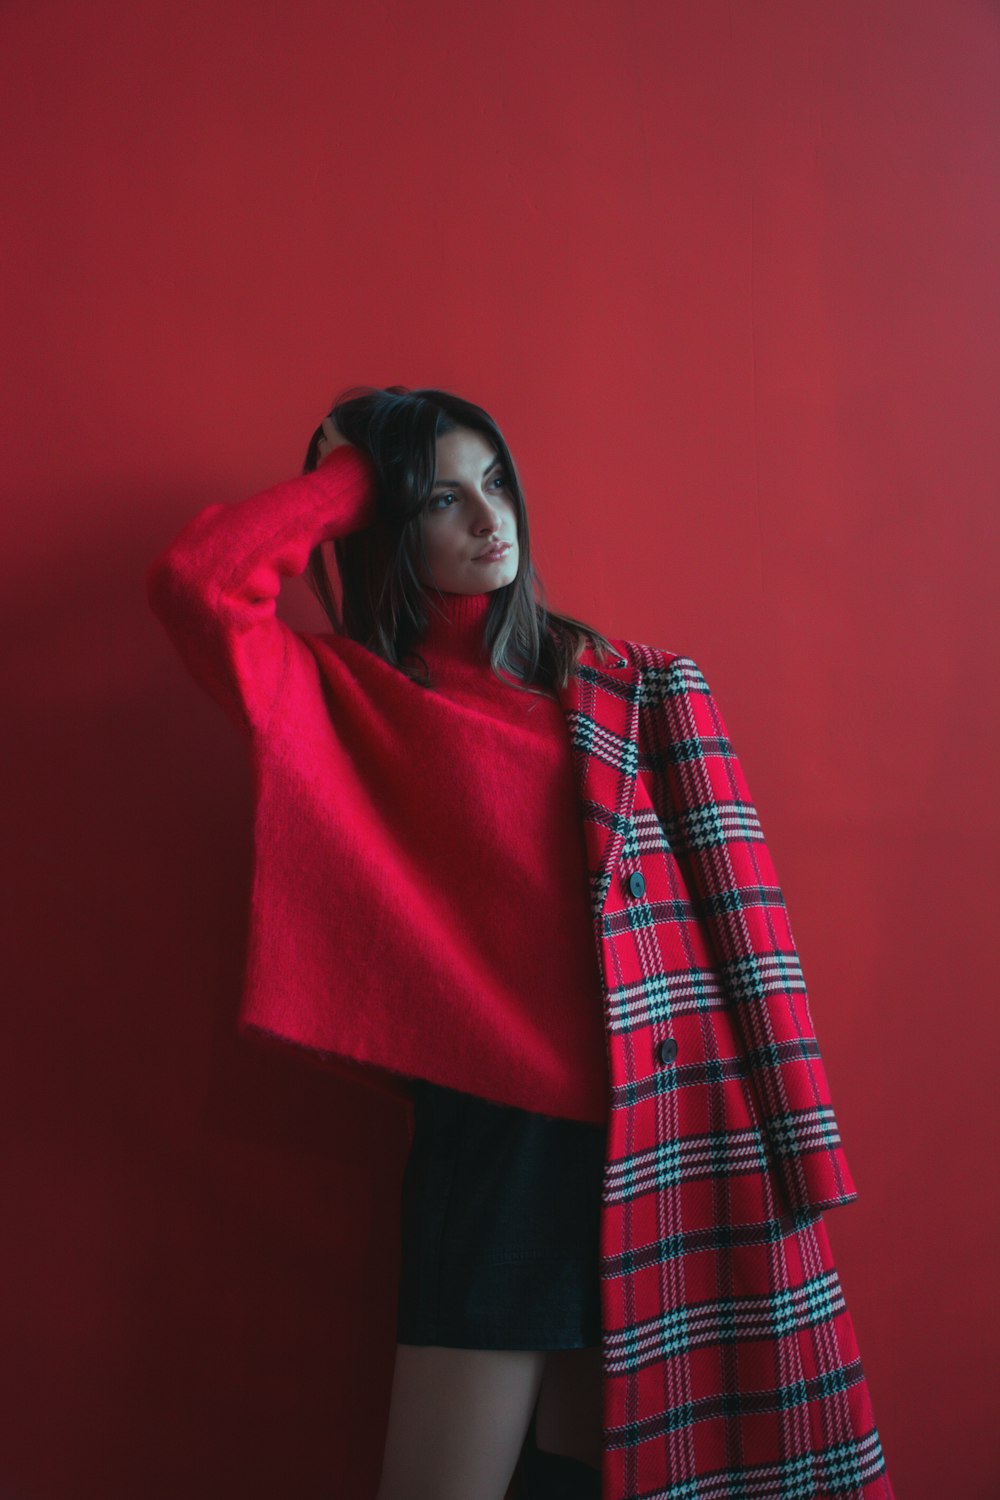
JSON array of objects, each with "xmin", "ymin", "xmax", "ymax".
[
  {"xmin": 410, "ymin": 584, "xmax": 610, "ymax": 1108},
  {"xmin": 146, "ymin": 444, "xmax": 611, "ymax": 1124}
]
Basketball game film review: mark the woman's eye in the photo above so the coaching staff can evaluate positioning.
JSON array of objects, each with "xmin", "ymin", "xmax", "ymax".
[{"xmin": 429, "ymin": 473, "xmax": 506, "ymax": 510}]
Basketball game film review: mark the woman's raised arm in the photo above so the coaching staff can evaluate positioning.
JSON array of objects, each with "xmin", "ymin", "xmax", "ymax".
[{"xmin": 144, "ymin": 442, "xmax": 378, "ymax": 737}]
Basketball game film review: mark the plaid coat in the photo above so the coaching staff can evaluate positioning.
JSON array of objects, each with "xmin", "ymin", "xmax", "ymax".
[{"xmin": 557, "ymin": 640, "xmax": 894, "ymax": 1499}]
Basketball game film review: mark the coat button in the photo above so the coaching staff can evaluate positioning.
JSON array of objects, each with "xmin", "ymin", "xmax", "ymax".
[
  {"xmin": 627, "ymin": 870, "xmax": 646, "ymax": 898},
  {"xmin": 656, "ymin": 1037, "xmax": 678, "ymax": 1065}
]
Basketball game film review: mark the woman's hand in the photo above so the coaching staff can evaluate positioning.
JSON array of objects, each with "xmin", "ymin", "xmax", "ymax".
[{"xmin": 316, "ymin": 414, "xmax": 353, "ymax": 465}]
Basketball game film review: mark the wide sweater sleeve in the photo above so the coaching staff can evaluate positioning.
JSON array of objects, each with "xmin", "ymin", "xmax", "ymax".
[{"xmin": 144, "ymin": 444, "xmax": 378, "ymax": 736}]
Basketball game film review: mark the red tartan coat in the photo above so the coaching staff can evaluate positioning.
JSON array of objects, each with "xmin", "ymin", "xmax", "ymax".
[
  {"xmin": 559, "ymin": 643, "xmax": 895, "ymax": 1498},
  {"xmin": 146, "ymin": 458, "xmax": 895, "ymax": 1498}
]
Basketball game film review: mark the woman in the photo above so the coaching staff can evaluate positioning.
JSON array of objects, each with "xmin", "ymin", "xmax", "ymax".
[
  {"xmin": 313, "ymin": 391, "xmax": 610, "ymax": 1499},
  {"xmin": 145, "ymin": 386, "xmax": 894, "ymax": 1500}
]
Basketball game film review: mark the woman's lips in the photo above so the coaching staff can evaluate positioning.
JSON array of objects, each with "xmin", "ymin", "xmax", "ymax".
[{"xmin": 473, "ymin": 542, "xmax": 512, "ymax": 562}]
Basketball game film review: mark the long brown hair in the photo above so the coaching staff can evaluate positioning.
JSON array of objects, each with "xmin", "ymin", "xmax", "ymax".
[{"xmin": 302, "ymin": 384, "xmax": 619, "ymax": 694}]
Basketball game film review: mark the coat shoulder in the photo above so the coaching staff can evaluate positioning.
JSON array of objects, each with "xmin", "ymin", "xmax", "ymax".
[
  {"xmin": 611, "ymin": 637, "xmax": 697, "ymax": 678},
  {"xmin": 606, "ymin": 641, "xmax": 718, "ymax": 715}
]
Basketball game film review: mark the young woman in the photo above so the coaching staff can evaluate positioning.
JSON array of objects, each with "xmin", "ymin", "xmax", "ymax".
[
  {"xmin": 313, "ymin": 393, "xmax": 610, "ymax": 1499},
  {"xmin": 145, "ymin": 386, "xmax": 895, "ymax": 1500}
]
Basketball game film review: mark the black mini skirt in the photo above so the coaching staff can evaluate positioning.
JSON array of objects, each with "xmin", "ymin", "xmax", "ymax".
[{"xmin": 396, "ymin": 1079, "xmax": 609, "ymax": 1351}]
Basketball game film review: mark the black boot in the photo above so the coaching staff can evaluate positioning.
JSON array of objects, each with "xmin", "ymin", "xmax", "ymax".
[
  {"xmin": 519, "ymin": 1443, "xmax": 602, "ymax": 1498},
  {"xmin": 518, "ymin": 1409, "xmax": 602, "ymax": 1499}
]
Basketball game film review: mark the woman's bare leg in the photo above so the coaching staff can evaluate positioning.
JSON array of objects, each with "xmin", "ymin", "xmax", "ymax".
[
  {"xmin": 533, "ymin": 1346, "xmax": 603, "ymax": 1469},
  {"xmin": 375, "ymin": 1344, "xmax": 546, "ymax": 1500}
]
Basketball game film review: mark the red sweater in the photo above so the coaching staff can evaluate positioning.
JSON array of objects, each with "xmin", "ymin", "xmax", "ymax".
[{"xmin": 146, "ymin": 445, "xmax": 610, "ymax": 1124}]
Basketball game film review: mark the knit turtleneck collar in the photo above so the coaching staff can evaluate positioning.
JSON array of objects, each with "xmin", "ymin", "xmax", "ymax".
[{"xmin": 419, "ymin": 588, "xmax": 494, "ymax": 666}]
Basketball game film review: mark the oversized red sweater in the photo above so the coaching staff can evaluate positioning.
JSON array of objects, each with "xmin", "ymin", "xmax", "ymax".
[{"xmin": 146, "ymin": 445, "xmax": 611, "ymax": 1124}]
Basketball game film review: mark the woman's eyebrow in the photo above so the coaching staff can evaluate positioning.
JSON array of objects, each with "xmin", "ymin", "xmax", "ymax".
[{"xmin": 432, "ymin": 453, "xmax": 501, "ymax": 488}]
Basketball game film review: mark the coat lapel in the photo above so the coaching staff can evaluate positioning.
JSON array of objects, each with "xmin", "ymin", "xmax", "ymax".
[{"xmin": 555, "ymin": 645, "xmax": 643, "ymax": 920}]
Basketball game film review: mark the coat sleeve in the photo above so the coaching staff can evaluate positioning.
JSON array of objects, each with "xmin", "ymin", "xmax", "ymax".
[
  {"xmin": 144, "ymin": 444, "xmax": 378, "ymax": 737},
  {"xmin": 655, "ymin": 652, "xmax": 860, "ymax": 1217}
]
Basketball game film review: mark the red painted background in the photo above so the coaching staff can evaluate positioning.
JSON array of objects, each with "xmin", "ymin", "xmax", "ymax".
[{"xmin": 3, "ymin": 2, "xmax": 997, "ymax": 1495}]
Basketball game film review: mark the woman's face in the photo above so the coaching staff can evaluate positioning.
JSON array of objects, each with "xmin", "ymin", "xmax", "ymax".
[{"xmin": 416, "ymin": 426, "xmax": 519, "ymax": 594}]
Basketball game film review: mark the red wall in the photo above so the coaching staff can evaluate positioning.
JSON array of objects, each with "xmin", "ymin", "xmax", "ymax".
[{"xmin": 3, "ymin": 2, "xmax": 997, "ymax": 1495}]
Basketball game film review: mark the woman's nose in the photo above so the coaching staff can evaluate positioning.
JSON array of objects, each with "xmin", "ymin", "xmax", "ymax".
[{"xmin": 473, "ymin": 495, "xmax": 503, "ymax": 528}]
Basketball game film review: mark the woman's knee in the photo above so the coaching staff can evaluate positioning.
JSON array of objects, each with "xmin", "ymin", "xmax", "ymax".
[{"xmin": 376, "ymin": 1344, "xmax": 547, "ymax": 1500}]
